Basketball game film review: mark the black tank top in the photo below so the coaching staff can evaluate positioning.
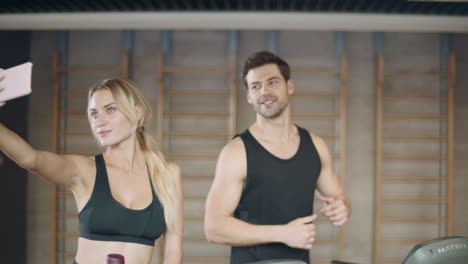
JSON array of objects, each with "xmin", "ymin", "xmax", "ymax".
[
  {"xmin": 231, "ymin": 126, "xmax": 321, "ymax": 264},
  {"xmin": 78, "ymin": 154, "xmax": 166, "ymax": 246}
]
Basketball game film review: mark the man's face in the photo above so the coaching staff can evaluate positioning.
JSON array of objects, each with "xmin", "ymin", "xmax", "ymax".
[{"xmin": 245, "ymin": 63, "xmax": 294, "ymax": 119}]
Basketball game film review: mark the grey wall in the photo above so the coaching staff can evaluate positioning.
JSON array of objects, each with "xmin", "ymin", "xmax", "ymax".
[
  {"xmin": 453, "ymin": 34, "xmax": 468, "ymax": 237},
  {"xmin": 345, "ymin": 32, "xmax": 375, "ymax": 263},
  {"xmin": 0, "ymin": 30, "xmax": 31, "ymax": 264},
  {"xmin": 27, "ymin": 31, "xmax": 57, "ymax": 263},
  {"xmin": 21, "ymin": 30, "xmax": 468, "ymax": 264}
]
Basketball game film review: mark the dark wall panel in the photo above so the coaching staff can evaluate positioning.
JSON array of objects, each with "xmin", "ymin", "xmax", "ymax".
[{"xmin": 0, "ymin": 30, "xmax": 31, "ymax": 264}]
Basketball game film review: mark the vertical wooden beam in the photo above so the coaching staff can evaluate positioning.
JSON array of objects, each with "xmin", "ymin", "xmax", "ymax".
[
  {"xmin": 156, "ymin": 49, "xmax": 165, "ymax": 149},
  {"xmin": 121, "ymin": 49, "xmax": 129, "ymax": 79},
  {"xmin": 338, "ymin": 51, "xmax": 347, "ymax": 261},
  {"xmin": 439, "ymin": 33, "xmax": 449, "ymax": 237},
  {"xmin": 266, "ymin": 31, "xmax": 278, "ymax": 53},
  {"xmin": 446, "ymin": 52, "xmax": 455, "ymax": 236},
  {"xmin": 156, "ymin": 48, "xmax": 165, "ymax": 264},
  {"xmin": 50, "ymin": 50, "xmax": 60, "ymax": 264},
  {"xmin": 229, "ymin": 30, "xmax": 238, "ymax": 138},
  {"xmin": 156, "ymin": 29, "xmax": 172, "ymax": 264},
  {"xmin": 334, "ymin": 31, "xmax": 346, "ymax": 261},
  {"xmin": 374, "ymin": 51, "xmax": 384, "ymax": 264},
  {"xmin": 121, "ymin": 30, "xmax": 133, "ymax": 79},
  {"xmin": 373, "ymin": 31, "xmax": 384, "ymax": 264}
]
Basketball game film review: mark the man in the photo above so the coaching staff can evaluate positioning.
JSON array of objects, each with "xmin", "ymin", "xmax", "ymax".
[{"xmin": 204, "ymin": 51, "xmax": 351, "ymax": 264}]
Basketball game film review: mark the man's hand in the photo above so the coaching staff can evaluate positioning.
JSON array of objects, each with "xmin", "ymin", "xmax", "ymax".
[
  {"xmin": 281, "ymin": 214, "xmax": 318, "ymax": 250},
  {"xmin": 0, "ymin": 69, "xmax": 6, "ymax": 107},
  {"xmin": 319, "ymin": 196, "xmax": 349, "ymax": 226}
]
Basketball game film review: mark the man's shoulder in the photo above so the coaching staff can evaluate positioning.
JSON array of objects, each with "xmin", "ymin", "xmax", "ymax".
[
  {"xmin": 222, "ymin": 136, "xmax": 246, "ymax": 156},
  {"xmin": 217, "ymin": 136, "xmax": 247, "ymax": 177},
  {"xmin": 301, "ymin": 129, "xmax": 324, "ymax": 145}
]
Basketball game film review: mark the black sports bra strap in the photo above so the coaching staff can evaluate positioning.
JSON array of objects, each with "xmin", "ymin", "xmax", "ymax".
[
  {"xmin": 146, "ymin": 163, "xmax": 157, "ymax": 195},
  {"xmin": 94, "ymin": 154, "xmax": 109, "ymax": 192}
]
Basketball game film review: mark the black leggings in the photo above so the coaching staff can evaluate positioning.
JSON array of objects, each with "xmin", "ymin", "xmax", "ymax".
[{"xmin": 73, "ymin": 260, "xmax": 78, "ymax": 264}]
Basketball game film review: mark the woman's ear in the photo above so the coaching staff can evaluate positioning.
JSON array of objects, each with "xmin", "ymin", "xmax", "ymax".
[{"xmin": 135, "ymin": 104, "xmax": 144, "ymax": 122}]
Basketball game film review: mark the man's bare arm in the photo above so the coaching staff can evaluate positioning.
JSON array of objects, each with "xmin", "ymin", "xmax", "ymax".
[
  {"xmin": 312, "ymin": 134, "xmax": 351, "ymax": 226},
  {"xmin": 204, "ymin": 137, "xmax": 317, "ymax": 249}
]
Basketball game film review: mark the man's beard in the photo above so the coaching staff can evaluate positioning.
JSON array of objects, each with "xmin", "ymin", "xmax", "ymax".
[{"xmin": 253, "ymin": 98, "xmax": 288, "ymax": 119}]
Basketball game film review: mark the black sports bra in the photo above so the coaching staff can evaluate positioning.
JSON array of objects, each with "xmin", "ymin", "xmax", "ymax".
[{"xmin": 78, "ymin": 154, "xmax": 165, "ymax": 246}]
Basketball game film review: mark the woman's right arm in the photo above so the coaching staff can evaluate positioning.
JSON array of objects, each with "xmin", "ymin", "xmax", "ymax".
[
  {"xmin": 0, "ymin": 70, "xmax": 82, "ymax": 188},
  {"xmin": 0, "ymin": 123, "xmax": 83, "ymax": 187}
]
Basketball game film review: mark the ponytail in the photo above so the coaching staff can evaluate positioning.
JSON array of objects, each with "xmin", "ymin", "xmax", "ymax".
[{"xmin": 138, "ymin": 128, "xmax": 179, "ymax": 232}]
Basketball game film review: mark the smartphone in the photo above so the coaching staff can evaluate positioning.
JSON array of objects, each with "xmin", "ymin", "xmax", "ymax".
[{"xmin": 0, "ymin": 62, "xmax": 33, "ymax": 102}]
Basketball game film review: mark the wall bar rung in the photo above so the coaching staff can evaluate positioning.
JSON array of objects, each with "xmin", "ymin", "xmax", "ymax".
[
  {"xmin": 382, "ymin": 177, "xmax": 446, "ymax": 182},
  {"xmin": 166, "ymin": 152, "xmax": 218, "ymax": 159},
  {"xmin": 291, "ymin": 113, "xmax": 339, "ymax": 119},
  {"xmin": 381, "ymin": 239, "xmax": 429, "ymax": 244},
  {"xmin": 57, "ymin": 65, "xmax": 122, "ymax": 72},
  {"xmin": 314, "ymin": 239, "xmax": 340, "ymax": 244},
  {"xmin": 383, "ymin": 93, "xmax": 447, "ymax": 100},
  {"xmin": 382, "ymin": 197, "xmax": 446, "ymax": 203},
  {"xmin": 164, "ymin": 132, "xmax": 230, "ymax": 138},
  {"xmin": 383, "ymin": 136, "xmax": 446, "ymax": 141},
  {"xmin": 383, "ymin": 156, "xmax": 446, "ymax": 161},
  {"xmin": 292, "ymin": 92, "xmax": 339, "ymax": 98},
  {"xmin": 291, "ymin": 67, "xmax": 339, "ymax": 73},
  {"xmin": 383, "ymin": 114, "xmax": 447, "ymax": 120},
  {"xmin": 384, "ymin": 69, "xmax": 446, "ymax": 75},
  {"xmin": 165, "ymin": 112, "xmax": 229, "ymax": 117},
  {"xmin": 163, "ymin": 66, "xmax": 231, "ymax": 73},
  {"xmin": 165, "ymin": 90, "xmax": 230, "ymax": 96},
  {"xmin": 381, "ymin": 218, "xmax": 447, "ymax": 224}
]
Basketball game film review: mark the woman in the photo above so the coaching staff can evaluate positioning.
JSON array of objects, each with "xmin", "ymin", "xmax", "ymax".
[{"xmin": 0, "ymin": 72, "xmax": 183, "ymax": 264}]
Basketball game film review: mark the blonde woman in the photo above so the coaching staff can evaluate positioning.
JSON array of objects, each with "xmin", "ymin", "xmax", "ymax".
[{"xmin": 0, "ymin": 73, "xmax": 183, "ymax": 264}]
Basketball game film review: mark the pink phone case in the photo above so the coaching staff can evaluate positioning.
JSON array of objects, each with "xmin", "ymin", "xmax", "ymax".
[{"xmin": 0, "ymin": 62, "xmax": 33, "ymax": 102}]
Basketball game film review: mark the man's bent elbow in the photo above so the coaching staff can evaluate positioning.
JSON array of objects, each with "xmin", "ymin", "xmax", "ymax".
[
  {"xmin": 204, "ymin": 218, "xmax": 225, "ymax": 243},
  {"xmin": 204, "ymin": 219, "xmax": 217, "ymax": 243}
]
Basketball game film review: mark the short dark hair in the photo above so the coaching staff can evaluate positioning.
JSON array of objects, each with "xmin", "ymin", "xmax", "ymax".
[{"xmin": 242, "ymin": 51, "xmax": 291, "ymax": 89}]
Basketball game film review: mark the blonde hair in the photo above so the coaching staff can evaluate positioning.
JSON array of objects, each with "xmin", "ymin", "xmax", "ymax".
[{"xmin": 88, "ymin": 77, "xmax": 179, "ymax": 232}]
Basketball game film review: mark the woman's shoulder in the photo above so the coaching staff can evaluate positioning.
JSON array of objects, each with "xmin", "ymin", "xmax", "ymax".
[
  {"xmin": 65, "ymin": 154, "xmax": 98, "ymax": 167},
  {"xmin": 61, "ymin": 154, "xmax": 96, "ymax": 168},
  {"xmin": 65, "ymin": 154, "xmax": 97, "ymax": 193},
  {"xmin": 166, "ymin": 161, "xmax": 181, "ymax": 176}
]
